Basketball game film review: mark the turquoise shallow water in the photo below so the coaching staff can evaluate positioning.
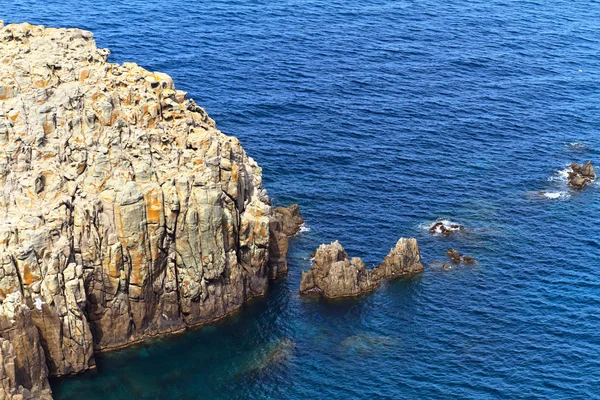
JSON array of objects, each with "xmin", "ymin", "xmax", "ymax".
[{"xmin": 4, "ymin": 0, "xmax": 600, "ymax": 398}]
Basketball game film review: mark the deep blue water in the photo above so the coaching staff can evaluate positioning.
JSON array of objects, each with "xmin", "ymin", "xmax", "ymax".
[{"xmin": 4, "ymin": 0, "xmax": 600, "ymax": 398}]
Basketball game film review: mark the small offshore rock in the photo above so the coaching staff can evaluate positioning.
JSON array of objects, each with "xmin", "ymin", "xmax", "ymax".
[
  {"xmin": 463, "ymin": 256, "xmax": 476, "ymax": 264},
  {"xmin": 429, "ymin": 221, "xmax": 464, "ymax": 236},
  {"xmin": 299, "ymin": 241, "xmax": 380, "ymax": 298},
  {"xmin": 300, "ymin": 238, "xmax": 424, "ymax": 299},
  {"xmin": 568, "ymin": 161, "xmax": 595, "ymax": 189},
  {"xmin": 377, "ymin": 238, "xmax": 424, "ymax": 279},
  {"xmin": 445, "ymin": 250, "xmax": 476, "ymax": 266},
  {"xmin": 446, "ymin": 249, "xmax": 462, "ymax": 264}
]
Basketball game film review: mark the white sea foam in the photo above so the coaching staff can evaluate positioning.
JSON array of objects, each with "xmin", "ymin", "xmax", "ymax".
[
  {"xmin": 547, "ymin": 165, "xmax": 570, "ymax": 182},
  {"xmin": 298, "ymin": 223, "xmax": 311, "ymax": 234},
  {"xmin": 420, "ymin": 219, "xmax": 463, "ymax": 234},
  {"xmin": 540, "ymin": 191, "xmax": 570, "ymax": 200}
]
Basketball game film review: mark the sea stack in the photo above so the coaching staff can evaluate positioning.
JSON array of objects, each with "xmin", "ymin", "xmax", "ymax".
[
  {"xmin": 300, "ymin": 238, "xmax": 424, "ymax": 299},
  {"xmin": 299, "ymin": 241, "xmax": 380, "ymax": 298},
  {"xmin": 0, "ymin": 21, "xmax": 298, "ymax": 395}
]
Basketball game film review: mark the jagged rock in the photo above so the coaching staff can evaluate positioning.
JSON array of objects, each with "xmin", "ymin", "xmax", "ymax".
[
  {"xmin": 0, "ymin": 293, "xmax": 52, "ymax": 400},
  {"xmin": 268, "ymin": 204, "xmax": 304, "ymax": 278},
  {"xmin": 377, "ymin": 238, "xmax": 424, "ymax": 279},
  {"xmin": 273, "ymin": 205, "xmax": 304, "ymax": 237},
  {"xmin": 0, "ymin": 21, "xmax": 292, "ymax": 382},
  {"xmin": 429, "ymin": 221, "xmax": 463, "ymax": 236},
  {"xmin": 568, "ymin": 161, "xmax": 595, "ymax": 189},
  {"xmin": 446, "ymin": 249, "xmax": 462, "ymax": 264},
  {"xmin": 300, "ymin": 238, "xmax": 424, "ymax": 299},
  {"xmin": 445, "ymin": 249, "xmax": 475, "ymax": 265},
  {"xmin": 463, "ymin": 256, "xmax": 475, "ymax": 264},
  {"xmin": 299, "ymin": 241, "xmax": 380, "ymax": 298}
]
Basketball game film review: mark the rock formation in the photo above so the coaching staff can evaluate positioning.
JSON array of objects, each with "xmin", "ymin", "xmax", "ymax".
[
  {"xmin": 377, "ymin": 238, "xmax": 425, "ymax": 278},
  {"xmin": 443, "ymin": 249, "xmax": 475, "ymax": 268},
  {"xmin": 299, "ymin": 241, "xmax": 380, "ymax": 298},
  {"xmin": 429, "ymin": 221, "xmax": 464, "ymax": 236},
  {"xmin": 446, "ymin": 249, "xmax": 462, "ymax": 263},
  {"xmin": 0, "ymin": 21, "xmax": 300, "ymax": 395},
  {"xmin": 0, "ymin": 293, "xmax": 52, "ymax": 399},
  {"xmin": 268, "ymin": 204, "xmax": 304, "ymax": 278},
  {"xmin": 568, "ymin": 161, "xmax": 595, "ymax": 189},
  {"xmin": 300, "ymin": 238, "xmax": 424, "ymax": 299}
]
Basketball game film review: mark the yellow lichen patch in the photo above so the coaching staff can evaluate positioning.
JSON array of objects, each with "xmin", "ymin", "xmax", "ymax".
[
  {"xmin": 23, "ymin": 263, "xmax": 38, "ymax": 286},
  {"xmin": 42, "ymin": 119, "xmax": 54, "ymax": 134},
  {"xmin": 128, "ymin": 248, "xmax": 146, "ymax": 286},
  {"xmin": 79, "ymin": 68, "xmax": 90, "ymax": 81},
  {"xmin": 145, "ymin": 190, "xmax": 162, "ymax": 225},
  {"xmin": 106, "ymin": 246, "xmax": 122, "ymax": 279},
  {"xmin": 32, "ymin": 77, "xmax": 50, "ymax": 89},
  {"xmin": 7, "ymin": 110, "xmax": 20, "ymax": 122}
]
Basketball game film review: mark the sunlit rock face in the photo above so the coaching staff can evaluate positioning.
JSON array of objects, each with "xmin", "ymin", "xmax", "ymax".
[{"xmin": 0, "ymin": 21, "xmax": 282, "ymax": 381}]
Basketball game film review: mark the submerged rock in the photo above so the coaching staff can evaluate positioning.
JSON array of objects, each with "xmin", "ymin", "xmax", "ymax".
[
  {"xmin": 340, "ymin": 333, "xmax": 397, "ymax": 355},
  {"xmin": 0, "ymin": 22, "xmax": 298, "ymax": 390},
  {"xmin": 445, "ymin": 249, "xmax": 476, "ymax": 266},
  {"xmin": 300, "ymin": 238, "xmax": 424, "ymax": 299},
  {"xmin": 568, "ymin": 161, "xmax": 595, "ymax": 189},
  {"xmin": 244, "ymin": 337, "xmax": 296, "ymax": 374}
]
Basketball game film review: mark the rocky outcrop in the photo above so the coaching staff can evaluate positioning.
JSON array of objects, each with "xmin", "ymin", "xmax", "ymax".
[
  {"xmin": 568, "ymin": 161, "xmax": 595, "ymax": 189},
  {"xmin": 429, "ymin": 221, "xmax": 464, "ymax": 236},
  {"xmin": 299, "ymin": 241, "xmax": 380, "ymax": 298},
  {"xmin": 0, "ymin": 293, "xmax": 52, "ymax": 399},
  {"xmin": 377, "ymin": 238, "xmax": 425, "ymax": 278},
  {"xmin": 300, "ymin": 238, "xmax": 424, "ymax": 299},
  {"xmin": 268, "ymin": 204, "xmax": 304, "ymax": 278},
  {"xmin": 0, "ymin": 21, "xmax": 298, "ymax": 392},
  {"xmin": 442, "ymin": 249, "xmax": 476, "ymax": 269}
]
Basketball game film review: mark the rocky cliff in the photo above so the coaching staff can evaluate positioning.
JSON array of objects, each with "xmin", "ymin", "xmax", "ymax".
[{"xmin": 0, "ymin": 21, "xmax": 300, "ymax": 396}]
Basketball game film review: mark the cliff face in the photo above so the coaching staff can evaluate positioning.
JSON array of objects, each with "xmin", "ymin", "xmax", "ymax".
[{"xmin": 0, "ymin": 21, "xmax": 297, "ymax": 394}]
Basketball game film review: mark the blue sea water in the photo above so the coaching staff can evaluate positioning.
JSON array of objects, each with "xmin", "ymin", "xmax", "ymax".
[{"xmin": 4, "ymin": 0, "xmax": 600, "ymax": 398}]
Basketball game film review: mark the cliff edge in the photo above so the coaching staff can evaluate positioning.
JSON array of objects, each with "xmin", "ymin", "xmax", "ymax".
[{"xmin": 0, "ymin": 21, "xmax": 299, "ymax": 396}]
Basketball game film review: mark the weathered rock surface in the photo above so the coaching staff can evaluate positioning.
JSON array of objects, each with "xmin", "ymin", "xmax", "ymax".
[
  {"xmin": 268, "ymin": 204, "xmax": 304, "ymax": 278},
  {"xmin": 300, "ymin": 238, "xmax": 424, "ymax": 299},
  {"xmin": 0, "ymin": 293, "xmax": 52, "ymax": 399},
  {"xmin": 300, "ymin": 241, "xmax": 380, "ymax": 298},
  {"xmin": 0, "ymin": 21, "xmax": 297, "ymax": 392},
  {"xmin": 568, "ymin": 161, "xmax": 595, "ymax": 189},
  {"xmin": 377, "ymin": 238, "xmax": 425, "ymax": 278}
]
